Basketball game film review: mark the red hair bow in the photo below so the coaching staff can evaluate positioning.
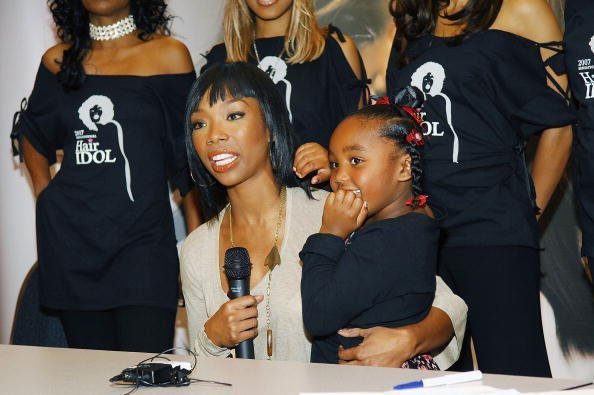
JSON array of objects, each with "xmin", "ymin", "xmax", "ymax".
[
  {"xmin": 401, "ymin": 106, "xmax": 424, "ymax": 126},
  {"xmin": 373, "ymin": 96, "xmax": 391, "ymax": 105},
  {"xmin": 405, "ymin": 195, "xmax": 428, "ymax": 208}
]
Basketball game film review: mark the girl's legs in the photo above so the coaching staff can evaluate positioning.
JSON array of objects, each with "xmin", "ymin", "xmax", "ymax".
[{"xmin": 438, "ymin": 246, "xmax": 551, "ymax": 377}]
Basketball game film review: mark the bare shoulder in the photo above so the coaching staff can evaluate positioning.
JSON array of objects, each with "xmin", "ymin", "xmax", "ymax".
[
  {"xmin": 494, "ymin": 0, "xmax": 562, "ymax": 42},
  {"xmin": 41, "ymin": 43, "xmax": 69, "ymax": 74},
  {"xmin": 329, "ymin": 30, "xmax": 363, "ymax": 78},
  {"xmin": 145, "ymin": 35, "xmax": 194, "ymax": 74}
]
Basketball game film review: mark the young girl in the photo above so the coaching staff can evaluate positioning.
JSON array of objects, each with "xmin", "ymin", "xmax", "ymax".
[{"xmin": 300, "ymin": 88, "xmax": 439, "ymax": 369}]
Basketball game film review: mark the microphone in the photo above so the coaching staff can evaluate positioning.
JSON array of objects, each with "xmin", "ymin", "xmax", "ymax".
[{"xmin": 223, "ymin": 247, "xmax": 255, "ymax": 359}]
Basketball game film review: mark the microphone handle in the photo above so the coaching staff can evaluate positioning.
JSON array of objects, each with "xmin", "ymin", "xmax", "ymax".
[
  {"xmin": 235, "ymin": 338, "xmax": 255, "ymax": 359},
  {"xmin": 227, "ymin": 278, "xmax": 255, "ymax": 359}
]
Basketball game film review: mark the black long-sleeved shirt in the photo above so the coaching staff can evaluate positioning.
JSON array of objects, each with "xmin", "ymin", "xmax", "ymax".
[{"xmin": 300, "ymin": 213, "xmax": 438, "ymax": 363}]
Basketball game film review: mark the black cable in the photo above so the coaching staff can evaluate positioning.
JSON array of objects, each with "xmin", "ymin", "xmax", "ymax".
[{"xmin": 110, "ymin": 347, "xmax": 231, "ymax": 395}]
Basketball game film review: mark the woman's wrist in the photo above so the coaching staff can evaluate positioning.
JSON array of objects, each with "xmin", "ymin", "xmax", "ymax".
[
  {"xmin": 204, "ymin": 318, "xmax": 223, "ymax": 348},
  {"xmin": 198, "ymin": 325, "xmax": 230, "ymax": 356},
  {"xmin": 394, "ymin": 325, "xmax": 421, "ymax": 361}
]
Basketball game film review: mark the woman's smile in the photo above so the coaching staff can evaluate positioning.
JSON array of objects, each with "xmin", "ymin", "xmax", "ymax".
[
  {"xmin": 209, "ymin": 150, "xmax": 240, "ymax": 172},
  {"xmin": 257, "ymin": 0, "xmax": 278, "ymax": 6}
]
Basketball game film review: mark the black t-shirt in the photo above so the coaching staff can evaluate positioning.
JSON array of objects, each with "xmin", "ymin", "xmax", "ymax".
[
  {"xmin": 565, "ymin": 0, "xmax": 594, "ymax": 257},
  {"xmin": 16, "ymin": 63, "xmax": 195, "ymax": 310},
  {"xmin": 387, "ymin": 30, "xmax": 575, "ymax": 248},
  {"xmin": 202, "ymin": 29, "xmax": 366, "ymax": 149},
  {"xmin": 300, "ymin": 213, "xmax": 437, "ymax": 364}
]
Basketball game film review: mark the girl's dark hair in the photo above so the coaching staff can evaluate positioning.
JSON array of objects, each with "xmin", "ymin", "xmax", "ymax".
[
  {"xmin": 390, "ymin": 0, "xmax": 502, "ymax": 67},
  {"xmin": 350, "ymin": 86, "xmax": 426, "ymax": 206},
  {"xmin": 48, "ymin": 0, "xmax": 172, "ymax": 90},
  {"xmin": 184, "ymin": 62, "xmax": 311, "ymax": 222}
]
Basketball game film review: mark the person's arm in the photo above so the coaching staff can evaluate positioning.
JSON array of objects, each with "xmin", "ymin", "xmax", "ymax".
[
  {"xmin": 531, "ymin": 127, "xmax": 572, "ymax": 216},
  {"xmin": 496, "ymin": 0, "xmax": 573, "ymax": 217},
  {"xmin": 330, "ymin": 30, "xmax": 365, "ymax": 108},
  {"xmin": 22, "ymin": 136, "xmax": 51, "ymax": 198},
  {"xmin": 337, "ymin": 307, "xmax": 452, "ymax": 367},
  {"xmin": 19, "ymin": 46, "xmax": 65, "ymax": 198},
  {"xmin": 338, "ymin": 276, "xmax": 467, "ymax": 369},
  {"xmin": 301, "ymin": 190, "xmax": 371, "ymax": 336},
  {"xmin": 182, "ymin": 188, "xmax": 201, "ymax": 233},
  {"xmin": 301, "ymin": 228, "xmax": 383, "ymax": 336},
  {"xmin": 180, "ymin": 235, "xmax": 262, "ymax": 358},
  {"xmin": 294, "ymin": 31, "xmax": 366, "ymax": 185},
  {"xmin": 180, "ymin": 240, "xmax": 230, "ymax": 357},
  {"xmin": 293, "ymin": 143, "xmax": 330, "ymax": 186}
]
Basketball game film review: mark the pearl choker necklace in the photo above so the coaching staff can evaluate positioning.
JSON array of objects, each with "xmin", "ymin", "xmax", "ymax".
[{"xmin": 89, "ymin": 15, "xmax": 136, "ymax": 41}]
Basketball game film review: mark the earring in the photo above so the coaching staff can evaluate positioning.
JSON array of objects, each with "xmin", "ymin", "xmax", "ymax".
[
  {"xmin": 190, "ymin": 170, "xmax": 217, "ymax": 188},
  {"xmin": 269, "ymin": 140, "xmax": 278, "ymax": 169}
]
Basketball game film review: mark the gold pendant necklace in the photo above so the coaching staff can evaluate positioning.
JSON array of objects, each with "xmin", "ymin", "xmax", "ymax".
[{"xmin": 228, "ymin": 186, "xmax": 286, "ymax": 359}]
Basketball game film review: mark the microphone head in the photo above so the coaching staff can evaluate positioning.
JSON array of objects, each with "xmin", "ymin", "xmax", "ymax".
[{"xmin": 224, "ymin": 247, "xmax": 252, "ymax": 280}]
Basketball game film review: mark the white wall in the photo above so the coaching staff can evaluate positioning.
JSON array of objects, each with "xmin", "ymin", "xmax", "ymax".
[{"xmin": 0, "ymin": 0, "xmax": 224, "ymax": 345}]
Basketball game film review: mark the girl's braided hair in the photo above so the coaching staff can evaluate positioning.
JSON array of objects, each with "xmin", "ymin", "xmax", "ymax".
[{"xmin": 351, "ymin": 86, "xmax": 427, "ymax": 208}]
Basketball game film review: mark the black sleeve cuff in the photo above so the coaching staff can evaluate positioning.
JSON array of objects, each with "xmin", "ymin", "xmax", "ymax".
[{"xmin": 300, "ymin": 233, "xmax": 345, "ymax": 263}]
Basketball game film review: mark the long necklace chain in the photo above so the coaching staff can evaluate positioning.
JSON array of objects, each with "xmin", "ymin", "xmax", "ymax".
[
  {"xmin": 252, "ymin": 34, "xmax": 285, "ymax": 64},
  {"xmin": 89, "ymin": 15, "xmax": 136, "ymax": 41},
  {"xmin": 228, "ymin": 186, "xmax": 286, "ymax": 359}
]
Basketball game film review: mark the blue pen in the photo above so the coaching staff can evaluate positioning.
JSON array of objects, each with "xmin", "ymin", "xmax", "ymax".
[{"xmin": 393, "ymin": 370, "xmax": 483, "ymax": 390}]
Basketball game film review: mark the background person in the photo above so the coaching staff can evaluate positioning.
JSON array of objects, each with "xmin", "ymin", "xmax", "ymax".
[
  {"xmin": 12, "ymin": 0, "xmax": 195, "ymax": 352},
  {"xmin": 387, "ymin": 0, "xmax": 575, "ymax": 376}
]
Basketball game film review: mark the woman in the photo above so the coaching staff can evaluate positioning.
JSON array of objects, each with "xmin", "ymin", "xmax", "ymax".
[
  {"xmin": 180, "ymin": 61, "xmax": 467, "ymax": 367},
  {"xmin": 202, "ymin": 0, "xmax": 367, "ymax": 185},
  {"xmin": 387, "ymin": 0, "xmax": 575, "ymax": 376},
  {"xmin": 13, "ymin": 0, "xmax": 195, "ymax": 352},
  {"xmin": 565, "ymin": 0, "xmax": 594, "ymax": 284}
]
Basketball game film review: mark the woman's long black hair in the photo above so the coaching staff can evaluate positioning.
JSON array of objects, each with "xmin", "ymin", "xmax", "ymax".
[
  {"xmin": 48, "ymin": 0, "xmax": 171, "ymax": 90},
  {"xmin": 390, "ymin": 0, "xmax": 502, "ymax": 67},
  {"xmin": 184, "ymin": 62, "xmax": 311, "ymax": 222}
]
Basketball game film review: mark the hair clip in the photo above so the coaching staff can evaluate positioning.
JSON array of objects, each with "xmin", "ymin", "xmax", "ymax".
[
  {"xmin": 371, "ymin": 95, "xmax": 391, "ymax": 105},
  {"xmin": 405, "ymin": 194, "xmax": 428, "ymax": 208},
  {"xmin": 406, "ymin": 129, "xmax": 425, "ymax": 146}
]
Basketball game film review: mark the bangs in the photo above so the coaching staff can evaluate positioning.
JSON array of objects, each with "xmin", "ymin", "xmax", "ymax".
[{"xmin": 194, "ymin": 63, "xmax": 260, "ymax": 109}]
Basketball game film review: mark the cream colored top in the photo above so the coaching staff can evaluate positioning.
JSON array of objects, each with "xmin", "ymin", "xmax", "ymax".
[{"xmin": 180, "ymin": 187, "xmax": 467, "ymax": 368}]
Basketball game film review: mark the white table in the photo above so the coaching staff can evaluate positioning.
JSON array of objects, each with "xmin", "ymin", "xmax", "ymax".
[{"xmin": 0, "ymin": 345, "xmax": 591, "ymax": 395}]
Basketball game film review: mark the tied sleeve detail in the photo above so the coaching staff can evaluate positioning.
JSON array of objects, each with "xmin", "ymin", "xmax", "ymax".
[
  {"xmin": 327, "ymin": 25, "xmax": 370, "ymax": 113},
  {"xmin": 11, "ymin": 63, "xmax": 64, "ymax": 164},
  {"xmin": 504, "ymin": 40, "xmax": 576, "ymax": 138},
  {"xmin": 538, "ymin": 41, "xmax": 571, "ymax": 103},
  {"xmin": 10, "ymin": 97, "xmax": 28, "ymax": 161}
]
